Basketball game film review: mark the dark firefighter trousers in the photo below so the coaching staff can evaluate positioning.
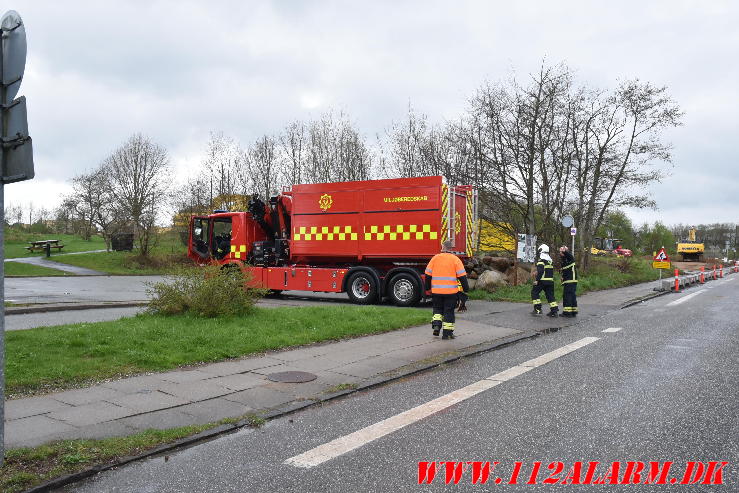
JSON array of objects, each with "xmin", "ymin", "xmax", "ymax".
[
  {"xmin": 432, "ymin": 293, "xmax": 457, "ymax": 331},
  {"xmin": 531, "ymin": 283, "xmax": 556, "ymax": 312},
  {"xmin": 563, "ymin": 283, "xmax": 578, "ymax": 314}
]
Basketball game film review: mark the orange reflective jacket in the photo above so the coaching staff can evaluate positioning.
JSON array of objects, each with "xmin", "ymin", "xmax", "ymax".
[{"xmin": 425, "ymin": 252, "xmax": 467, "ymax": 294}]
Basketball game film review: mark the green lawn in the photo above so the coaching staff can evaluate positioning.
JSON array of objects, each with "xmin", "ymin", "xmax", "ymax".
[
  {"xmin": 1, "ymin": 424, "xmax": 232, "ymax": 493},
  {"xmin": 50, "ymin": 230, "xmax": 189, "ymax": 275},
  {"xmin": 6, "ymin": 305, "xmax": 428, "ymax": 396},
  {"xmin": 4, "ymin": 262, "xmax": 71, "ymax": 277},
  {"xmin": 469, "ymin": 256, "xmax": 659, "ymax": 302},
  {"xmin": 48, "ymin": 251, "xmax": 168, "ymax": 275},
  {"xmin": 4, "ymin": 233, "xmax": 106, "ymax": 259}
]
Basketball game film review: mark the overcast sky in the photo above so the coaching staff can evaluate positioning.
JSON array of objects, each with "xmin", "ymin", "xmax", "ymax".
[{"xmin": 7, "ymin": 0, "xmax": 739, "ymax": 227}]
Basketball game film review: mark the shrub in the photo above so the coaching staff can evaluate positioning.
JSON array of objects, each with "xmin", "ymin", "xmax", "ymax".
[{"xmin": 147, "ymin": 264, "xmax": 266, "ymax": 317}]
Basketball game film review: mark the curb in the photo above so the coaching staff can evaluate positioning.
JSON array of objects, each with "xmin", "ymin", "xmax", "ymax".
[
  {"xmin": 23, "ymin": 329, "xmax": 538, "ymax": 493},
  {"xmin": 619, "ymin": 289, "xmax": 672, "ymax": 309},
  {"xmin": 6, "ymin": 301, "xmax": 148, "ymax": 315}
]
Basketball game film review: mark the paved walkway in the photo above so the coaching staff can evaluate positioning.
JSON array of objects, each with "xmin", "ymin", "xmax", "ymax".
[
  {"xmin": 3, "ymin": 275, "xmax": 693, "ymax": 449},
  {"xmin": 5, "ymin": 255, "xmax": 106, "ymax": 275}
]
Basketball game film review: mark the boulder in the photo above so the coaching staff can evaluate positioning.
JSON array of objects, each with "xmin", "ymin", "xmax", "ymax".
[
  {"xmin": 504, "ymin": 266, "xmax": 531, "ymax": 286},
  {"xmin": 476, "ymin": 269, "xmax": 509, "ymax": 292},
  {"xmin": 468, "ymin": 270, "xmax": 479, "ymax": 280},
  {"xmin": 467, "ymin": 278, "xmax": 477, "ymax": 290},
  {"xmin": 488, "ymin": 256, "xmax": 514, "ymax": 272}
]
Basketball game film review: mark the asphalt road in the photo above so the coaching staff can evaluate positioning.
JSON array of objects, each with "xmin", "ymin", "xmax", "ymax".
[
  {"xmin": 4, "ymin": 276, "xmax": 163, "ymax": 304},
  {"xmin": 67, "ymin": 276, "xmax": 739, "ymax": 492}
]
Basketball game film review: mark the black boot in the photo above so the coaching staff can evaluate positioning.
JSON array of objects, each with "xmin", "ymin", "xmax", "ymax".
[
  {"xmin": 531, "ymin": 304, "xmax": 542, "ymax": 315},
  {"xmin": 432, "ymin": 322, "xmax": 441, "ymax": 336},
  {"xmin": 442, "ymin": 329, "xmax": 455, "ymax": 340},
  {"xmin": 547, "ymin": 307, "xmax": 559, "ymax": 317}
]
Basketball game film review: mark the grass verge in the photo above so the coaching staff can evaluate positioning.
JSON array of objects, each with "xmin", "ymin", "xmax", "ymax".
[
  {"xmin": 0, "ymin": 419, "xmax": 256, "ymax": 493},
  {"xmin": 4, "ymin": 262, "xmax": 71, "ymax": 277},
  {"xmin": 7, "ymin": 305, "xmax": 428, "ymax": 396},
  {"xmin": 468, "ymin": 256, "xmax": 659, "ymax": 302},
  {"xmin": 48, "ymin": 251, "xmax": 188, "ymax": 275}
]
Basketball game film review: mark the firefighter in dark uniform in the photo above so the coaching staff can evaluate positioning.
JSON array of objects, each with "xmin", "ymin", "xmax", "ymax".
[
  {"xmin": 531, "ymin": 243, "xmax": 559, "ymax": 317},
  {"xmin": 559, "ymin": 245, "xmax": 578, "ymax": 317},
  {"xmin": 425, "ymin": 240, "xmax": 469, "ymax": 339}
]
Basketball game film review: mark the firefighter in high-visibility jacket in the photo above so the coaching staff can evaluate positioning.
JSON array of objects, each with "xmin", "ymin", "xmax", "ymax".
[
  {"xmin": 424, "ymin": 240, "xmax": 469, "ymax": 339},
  {"xmin": 531, "ymin": 243, "xmax": 559, "ymax": 317},
  {"xmin": 559, "ymin": 245, "xmax": 578, "ymax": 317}
]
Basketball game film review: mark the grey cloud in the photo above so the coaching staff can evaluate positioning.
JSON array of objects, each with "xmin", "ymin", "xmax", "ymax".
[{"xmin": 6, "ymin": 0, "xmax": 739, "ymax": 225}]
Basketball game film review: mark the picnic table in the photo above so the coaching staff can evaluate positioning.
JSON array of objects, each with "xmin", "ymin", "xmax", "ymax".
[{"xmin": 25, "ymin": 239, "xmax": 65, "ymax": 253}]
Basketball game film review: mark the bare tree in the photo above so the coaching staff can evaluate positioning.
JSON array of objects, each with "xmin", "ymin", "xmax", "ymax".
[
  {"xmin": 105, "ymin": 133, "xmax": 170, "ymax": 256},
  {"xmin": 5, "ymin": 202, "xmax": 23, "ymax": 227},
  {"xmin": 304, "ymin": 110, "xmax": 372, "ymax": 184},
  {"xmin": 466, "ymin": 64, "xmax": 573, "ymax": 246},
  {"xmin": 202, "ymin": 132, "xmax": 240, "ymax": 210},
  {"xmin": 68, "ymin": 173, "xmax": 100, "ymax": 240},
  {"xmin": 278, "ymin": 120, "xmax": 307, "ymax": 186},
  {"xmin": 170, "ymin": 176, "xmax": 212, "ymax": 229},
  {"xmin": 244, "ymin": 135, "xmax": 279, "ymax": 199},
  {"xmin": 570, "ymin": 80, "xmax": 682, "ymax": 268},
  {"xmin": 382, "ymin": 105, "xmax": 430, "ymax": 179}
]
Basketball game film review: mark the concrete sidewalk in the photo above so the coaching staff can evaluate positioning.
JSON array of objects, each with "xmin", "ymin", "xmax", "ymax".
[{"xmin": 3, "ymin": 277, "xmax": 694, "ymax": 449}]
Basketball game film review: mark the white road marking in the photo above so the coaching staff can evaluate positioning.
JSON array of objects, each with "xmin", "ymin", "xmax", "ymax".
[
  {"xmin": 666, "ymin": 289, "xmax": 706, "ymax": 306},
  {"xmin": 284, "ymin": 337, "xmax": 600, "ymax": 468},
  {"xmin": 602, "ymin": 327, "xmax": 623, "ymax": 333}
]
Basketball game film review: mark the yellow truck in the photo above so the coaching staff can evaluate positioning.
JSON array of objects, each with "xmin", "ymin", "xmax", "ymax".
[{"xmin": 676, "ymin": 228, "xmax": 705, "ymax": 261}]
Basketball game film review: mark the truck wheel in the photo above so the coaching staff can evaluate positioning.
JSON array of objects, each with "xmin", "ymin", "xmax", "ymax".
[
  {"xmin": 388, "ymin": 273, "xmax": 422, "ymax": 307},
  {"xmin": 346, "ymin": 272, "xmax": 378, "ymax": 304}
]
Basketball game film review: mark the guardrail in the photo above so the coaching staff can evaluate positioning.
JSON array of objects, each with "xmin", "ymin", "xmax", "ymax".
[{"xmin": 657, "ymin": 262, "xmax": 738, "ymax": 292}]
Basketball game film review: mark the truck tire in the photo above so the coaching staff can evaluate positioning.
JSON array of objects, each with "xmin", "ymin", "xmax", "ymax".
[
  {"xmin": 387, "ymin": 273, "xmax": 422, "ymax": 307},
  {"xmin": 346, "ymin": 271, "xmax": 378, "ymax": 304}
]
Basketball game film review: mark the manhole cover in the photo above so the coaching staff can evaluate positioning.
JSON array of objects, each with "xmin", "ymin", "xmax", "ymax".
[{"xmin": 267, "ymin": 371, "xmax": 317, "ymax": 383}]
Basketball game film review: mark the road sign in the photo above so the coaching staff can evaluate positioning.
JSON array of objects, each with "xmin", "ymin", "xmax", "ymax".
[
  {"xmin": 652, "ymin": 247, "xmax": 671, "ymax": 269},
  {"xmin": 561, "ymin": 215, "xmax": 574, "ymax": 228},
  {"xmin": 1, "ymin": 11, "xmax": 26, "ymax": 102},
  {"xmin": 570, "ymin": 227, "xmax": 577, "ymax": 236},
  {"xmin": 1, "ymin": 11, "xmax": 33, "ymax": 183}
]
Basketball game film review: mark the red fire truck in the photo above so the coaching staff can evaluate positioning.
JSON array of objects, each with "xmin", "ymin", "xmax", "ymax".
[{"xmin": 187, "ymin": 176, "xmax": 477, "ymax": 306}]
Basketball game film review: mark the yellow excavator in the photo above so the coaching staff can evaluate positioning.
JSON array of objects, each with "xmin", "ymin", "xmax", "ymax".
[{"xmin": 676, "ymin": 227, "xmax": 705, "ymax": 261}]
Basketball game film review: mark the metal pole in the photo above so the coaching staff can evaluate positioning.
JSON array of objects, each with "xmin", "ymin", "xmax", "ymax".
[
  {"xmin": 571, "ymin": 229, "xmax": 575, "ymax": 254},
  {"xmin": 0, "ymin": 29, "xmax": 6, "ymax": 466},
  {"xmin": 0, "ymin": 181, "xmax": 5, "ymax": 467}
]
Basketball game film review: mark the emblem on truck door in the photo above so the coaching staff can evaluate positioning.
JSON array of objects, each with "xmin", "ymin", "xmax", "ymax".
[{"xmin": 319, "ymin": 193, "xmax": 333, "ymax": 211}]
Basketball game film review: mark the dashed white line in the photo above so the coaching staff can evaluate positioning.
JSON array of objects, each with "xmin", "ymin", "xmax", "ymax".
[
  {"xmin": 602, "ymin": 327, "xmax": 623, "ymax": 333},
  {"xmin": 666, "ymin": 289, "xmax": 706, "ymax": 307},
  {"xmin": 284, "ymin": 336, "xmax": 600, "ymax": 468}
]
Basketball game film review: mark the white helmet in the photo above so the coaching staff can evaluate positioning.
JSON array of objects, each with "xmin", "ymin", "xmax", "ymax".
[{"xmin": 538, "ymin": 243, "xmax": 549, "ymax": 254}]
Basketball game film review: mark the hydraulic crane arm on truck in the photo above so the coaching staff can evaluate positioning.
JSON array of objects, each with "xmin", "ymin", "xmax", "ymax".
[{"xmin": 187, "ymin": 176, "xmax": 478, "ymax": 306}]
